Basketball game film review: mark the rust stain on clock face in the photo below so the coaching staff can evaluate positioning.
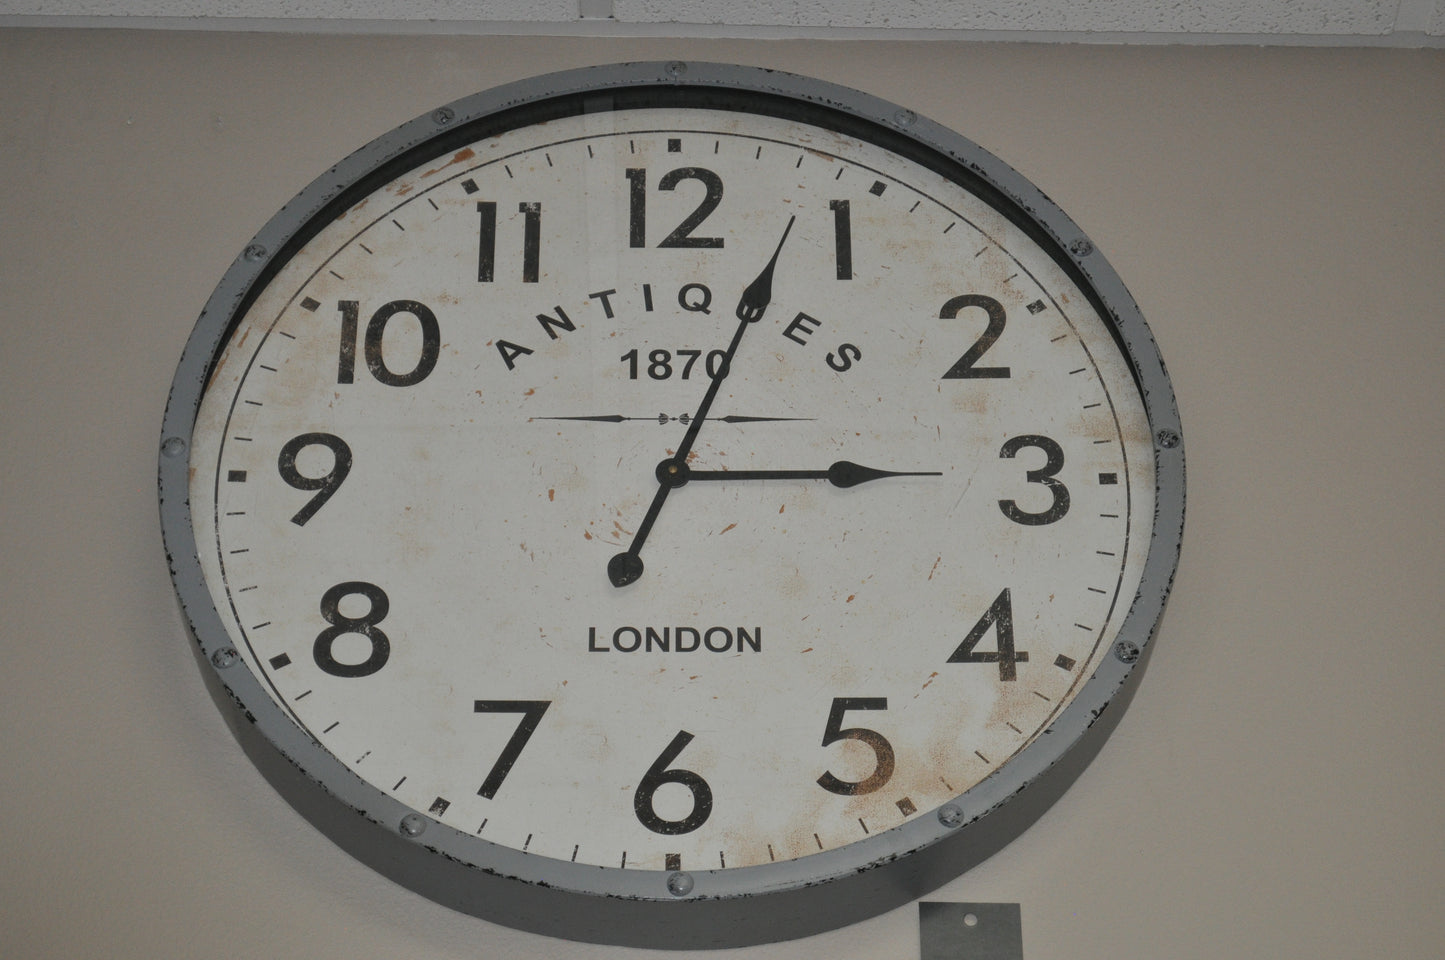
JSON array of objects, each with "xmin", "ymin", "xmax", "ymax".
[{"xmin": 423, "ymin": 147, "xmax": 478, "ymax": 179}]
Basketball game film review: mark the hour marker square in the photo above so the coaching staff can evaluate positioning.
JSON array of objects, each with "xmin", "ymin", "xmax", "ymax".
[
  {"xmin": 299, "ymin": 296, "xmax": 320, "ymax": 312},
  {"xmin": 896, "ymin": 797, "xmax": 917, "ymax": 816},
  {"xmin": 461, "ymin": 178, "xmax": 479, "ymax": 194},
  {"xmin": 667, "ymin": 138, "xmax": 682, "ymax": 152},
  {"xmin": 1055, "ymin": 654, "xmax": 1077, "ymax": 671},
  {"xmin": 665, "ymin": 853, "xmax": 681, "ymax": 871},
  {"xmin": 1026, "ymin": 299, "xmax": 1046, "ymax": 314},
  {"xmin": 429, "ymin": 796, "xmax": 451, "ymax": 816},
  {"xmin": 1099, "ymin": 472, "xmax": 1118, "ymax": 485},
  {"xmin": 227, "ymin": 470, "xmax": 248, "ymax": 482},
  {"xmin": 268, "ymin": 653, "xmax": 292, "ymax": 670},
  {"xmin": 869, "ymin": 180, "xmax": 887, "ymax": 195}
]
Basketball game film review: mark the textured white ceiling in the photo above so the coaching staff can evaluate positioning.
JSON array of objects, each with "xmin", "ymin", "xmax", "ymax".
[{"xmin": 3, "ymin": 0, "xmax": 1444, "ymax": 42}]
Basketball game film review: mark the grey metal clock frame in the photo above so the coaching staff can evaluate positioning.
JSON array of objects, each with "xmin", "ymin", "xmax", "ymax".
[{"xmin": 158, "ymin": 60, "xmax": 1185, "ymax": 949}]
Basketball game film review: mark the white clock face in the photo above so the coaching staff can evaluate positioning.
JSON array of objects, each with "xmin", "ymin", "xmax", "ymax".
[{"xmin": 186, "ymin": 95, "xmax": 1157, "ymax": 881}]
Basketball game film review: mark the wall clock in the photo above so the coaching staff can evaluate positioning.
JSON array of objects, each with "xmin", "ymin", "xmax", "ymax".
[{"xmin": 159, "ymin": 61, "xmax": 1184, "ymax": 948}]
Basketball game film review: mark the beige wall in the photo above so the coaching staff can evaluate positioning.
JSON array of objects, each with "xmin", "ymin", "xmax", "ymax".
[{"xmin": 1, "ymin": 28, "xmax": 1442, "ymax": 959}]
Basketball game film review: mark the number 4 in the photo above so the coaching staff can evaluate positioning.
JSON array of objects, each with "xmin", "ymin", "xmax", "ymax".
[{"xmin": 948, "ymin": 589, "xmax": 1029, "ymax": 681}]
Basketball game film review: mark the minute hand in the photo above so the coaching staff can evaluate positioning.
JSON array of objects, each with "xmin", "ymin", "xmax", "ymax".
[
  {"xmin": 607, "ymin": 215, "xmax": 797, "ymax": 589},
  {"xmin": 670, "ymin": 214, "xmax": 795, "ymax": 463},
  {"xmin": 685, "ymin": 460, "xmax": 941, "ymax": 488}
]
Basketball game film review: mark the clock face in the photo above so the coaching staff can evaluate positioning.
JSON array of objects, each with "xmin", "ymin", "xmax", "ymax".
[{"xmin": 161, "ymin": 63, "xmax": 1183, "ymax": 947}]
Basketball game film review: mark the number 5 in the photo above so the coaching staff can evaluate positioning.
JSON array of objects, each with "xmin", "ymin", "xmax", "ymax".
[{"xmin": 816, "ymin": 697, "xmax": 895, "ymax": 796}]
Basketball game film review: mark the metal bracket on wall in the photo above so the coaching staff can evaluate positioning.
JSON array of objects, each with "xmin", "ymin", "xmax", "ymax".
[{"xmin": 919, "ymin": 902, "xmax": 1024, "ymax": 960}]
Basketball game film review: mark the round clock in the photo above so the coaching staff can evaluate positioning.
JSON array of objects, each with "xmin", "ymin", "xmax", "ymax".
[{"xmin": 159, "ymin": 61, "xmax": 1184, "ymax": 948}]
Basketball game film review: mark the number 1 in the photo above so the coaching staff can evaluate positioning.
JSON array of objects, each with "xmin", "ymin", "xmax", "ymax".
[{"xmin": 830, "ymin": 199, "xmax": 852, "ymax": 280}]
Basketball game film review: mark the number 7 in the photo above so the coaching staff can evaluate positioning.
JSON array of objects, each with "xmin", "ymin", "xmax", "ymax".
[
  {"xmin": 677, "ymin": 349, "xmax": 702, "ymax": 378},
  {"xmin": 473, "ymin": 700, "xmax": 551, "ymax": 799}
]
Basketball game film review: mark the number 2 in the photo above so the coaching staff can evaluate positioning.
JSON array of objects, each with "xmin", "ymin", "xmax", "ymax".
[{"xmin": 940, "ymin": 293, "xmax": 1009, "ymax": 379}]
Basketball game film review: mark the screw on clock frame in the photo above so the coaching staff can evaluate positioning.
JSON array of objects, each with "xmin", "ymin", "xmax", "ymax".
[
  {"xmin": 432, "ymin": 106, "xmax": 456, "ymax": 126},
  {"xmin": 161, "ymin": 436, "xmax": 186, "ymax": 458},
  {"xmin": 242, "ymin": 243, "xmax": 267, "ymax": 262},
  {"xmin": 1157, "ymin": 428, "xmax": 1181, "ymax": 449},
  {"xmin": 1114, "ymin": 640, "xmax": 1141, "ymax": 663},
  {"xmin": 210, "ymin": 647, "xmax": 239, "ymax": 669},
  {"xmin": 666, "ymin": 872, "xmax": 694, "ymax": 897},
  {"xmin": 399, "ymin": 814, "xmax": 428, "ymax": 838},
  {"xmin": 938, "ymin": 803, "xmax": 964, "ymax": 828}
]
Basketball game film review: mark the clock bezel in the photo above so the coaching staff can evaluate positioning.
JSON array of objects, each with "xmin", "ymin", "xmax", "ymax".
[{"xmin": 158, "ymin": 60, "xmax": 1185, "ymax": 948}]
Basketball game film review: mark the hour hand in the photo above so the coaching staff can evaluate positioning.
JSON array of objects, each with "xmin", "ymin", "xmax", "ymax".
[{"xmin": 682, "ymin": 460, "xmax": 941, "ymax": 488}]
